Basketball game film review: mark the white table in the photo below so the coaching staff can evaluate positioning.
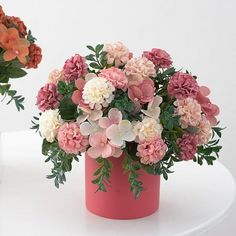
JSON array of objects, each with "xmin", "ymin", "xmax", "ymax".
[{"xmin": 0, "ymin": 131, "xmax": 235, "ymax": 236}]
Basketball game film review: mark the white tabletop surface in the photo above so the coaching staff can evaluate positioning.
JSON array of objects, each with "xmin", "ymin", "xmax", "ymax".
[{"xmin": 0, "ymin": 131, "xmax": 235, "ymax": 236}]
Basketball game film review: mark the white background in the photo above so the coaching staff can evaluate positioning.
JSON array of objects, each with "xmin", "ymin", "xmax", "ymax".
[{"xmin": 1, "ymin": 0, "xmax": 236, "ymax": 235}]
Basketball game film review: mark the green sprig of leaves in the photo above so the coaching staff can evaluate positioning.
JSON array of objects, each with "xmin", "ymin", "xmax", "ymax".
[
  {"xmin": 30, "ymin": 114, "xmax": 41, "ymax": 132},
  {"xmin": 92, "ymin": 157, "xmax": 113, "ymax": 192}
]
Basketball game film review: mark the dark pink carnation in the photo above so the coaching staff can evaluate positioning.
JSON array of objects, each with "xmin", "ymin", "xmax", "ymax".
[
  {"xmin": 128, "ymin": 78, "xmax": 154, "ymax": 104},
  {"xmin": 63, "ymin": 54, "xmax": 88, "ymax": 82},
  {"xmin": 177, "ymin": 133, "xmax": 198, "ymax": 161},
  {"xmin": 196, "ymin": 86, "xmax": 220, "ymax": 126},
  {"xmin": 167, "ymin": 72, "xmax": 199, "ymax": 99},
  {"xmin": 143, "ymin": 48, "xmax": 172, "ymax": 69},
  {"xmin": 36, "ymin": 83, "xmax": 61, "ymax": 111}
]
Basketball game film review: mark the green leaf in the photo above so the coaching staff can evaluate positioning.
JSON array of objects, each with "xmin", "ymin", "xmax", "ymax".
[
  {"xmin": 5, "ymin": 67, "xmax": 27, "ymax": 78},
  {"xmin": 59, "ymin": 96, "xmax": 78, "ymax": 120},
  {"xmin": 57, "ymin": 80, "xmax": 67, "ymax": 95},
  {"xmin": 86, "ymin": 45, "xmax": 95, "ymax": 52},
  {"xmin": 89, "ymin": 62, "xmax": 101, "ymax": 69}
]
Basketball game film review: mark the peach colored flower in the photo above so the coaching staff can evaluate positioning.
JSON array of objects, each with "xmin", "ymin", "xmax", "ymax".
[
  {"xmin": 196, "ymin": 86, "xmax": 220, "ymax": 126},
  {"xmin": 48, "ymin": 69, "xmax": 64, "ymax": 84},
  {"xmin": 177, "ymin": 133, "xmax": 198, "ymax": 161},
  {"xmin": 3, "ymin": 16, "xmax": 27, "ymax": 37},
  {"xmin": 124, "ymin": 57, "xmax": 156, "ymax": 85},
  {"xmin": 99, "ymin": 108, "xmax": 122, "ymax": 129},
  {"xmin": 106, "ymin": 120, "xmax": 136, "ymax": 147},
  {"xmin": 141, "ymin": 95, "xmax": 162, "ymax": 120},
  {"xmin": 167, "ymin": 72, "xmax": 199, "ymax": 99},
  {"xmin": 197, "ymin": 115, "xmax": 212, "ymax": 145},
  {"xmin": 58, "ymin": 122, "xmax": 89, "ymax": 154},
  {"xmin": 174, "ymin": 98, "xmax": 202, "ymax": 129},
  {"xmin": 80, "ymin": 120, "xmax": 102, "ymax": 136},
  {"xmin": 142, "ymin": 48, "xmax": 172, "ymax": 69},
  {"xmin": 137, "ymin": 137, "xmax": 167, "ymax": 165},
  {"xmin": 99, "ymin": 67, "xmax": 128, "ymax": 90},
  {"xmin": 128, "ymin": 78, "xmax": 155, "ymax": 104},
  {"xmin": 103, "ymin": 42, "xmax": 132, "ymax": 67},
  {"xmin": 133, "ymin": 117, "xmax": 163, "ymax": 141}
]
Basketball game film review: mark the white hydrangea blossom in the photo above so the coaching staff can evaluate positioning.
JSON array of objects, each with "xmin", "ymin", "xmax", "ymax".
[
  {"xmin": 39, "ymin": 109, "xmax": 63, "ymax": 143},
  {"xmin": 82, "ymin": 77, "xmax": 115, "ymax": 109}
]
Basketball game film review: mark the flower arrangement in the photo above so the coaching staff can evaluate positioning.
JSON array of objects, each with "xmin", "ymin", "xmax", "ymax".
[
  {"xmin": 32, "ymin": 42, "xmax": 223, "ymax": 198},
  {"xmin": 0, "ymin": 5, "xmax": 42, "ymax": 110}
]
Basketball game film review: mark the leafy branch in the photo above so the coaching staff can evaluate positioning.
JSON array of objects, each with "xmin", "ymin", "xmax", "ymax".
[
  {"xmin": 122, "ymin": 153, "xmax": 143, "ymax": 199},
  {"xmin": 92, "ymin": 157, "xmax": 113, "ymax": 192},
  {"xmin": 85, "ymin": 44, "xmax": 107, "ymax": 71},
  {"xmin": 30, "ymin": 114, "xmax": 41, "ymax": 132}
]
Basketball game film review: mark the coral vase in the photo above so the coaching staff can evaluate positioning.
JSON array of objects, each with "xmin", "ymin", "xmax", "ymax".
[{"xmin": 85, "ymin": 154, "xmax": 160, "ymax": 219}]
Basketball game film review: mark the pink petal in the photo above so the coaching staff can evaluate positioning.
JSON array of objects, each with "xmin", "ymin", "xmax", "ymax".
[
  {"xmin": 112, "ymin": 147, "xmax": 123, "ymax": 158},
  {"xmin": 75, "ymin": 79, "xmax": 85, "ymax": 91},
  {"xmin": 99, "ymin": 117, "xmax": 112, "ymax": 129},
  {"xmin": 80, "ymin": 122, "xmax": 92, "ymax": 136},
  {"xmin": 131, "ymin": 86, "xmax": 142, "ymax": 99},
  {"xmin": 200, "ymin": 86, "xmax": 210, "ymax": 97},
  {"xmin": 89, "ymin": 132, "xmax": 105, "ymax": 147},
  {"xmin": 108, "ymin": 108, "xmax": 122, "ymax": 124},
  {"xmin": 89, "ymin": 109, "xmax": 103, "ymax": 121},
  {"xmin": 77, "ymin": 114, "xmax": 89, "ymax": 123},
  {"xmin": 106, "ymin": 125, "xmax": 123, "ymax": 147},
  {"xmin": 87, "ymin": 147, "xmax": 103, "ymax": 159},
  {"xmin": 72, "ymin": 90, "xmax": 82, "ymax": 105},
  {"xmin": 101, "ymin": 144, "xmax": 113, "ymax": 158}
]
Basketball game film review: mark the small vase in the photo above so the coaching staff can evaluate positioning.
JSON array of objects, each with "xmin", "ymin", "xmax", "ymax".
[{"xmin": 85, "ymin": 154, "xmax": 160, "ymax": 219}]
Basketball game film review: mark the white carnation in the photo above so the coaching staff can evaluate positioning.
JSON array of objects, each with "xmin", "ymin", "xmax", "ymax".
[
  {"xmin": 39, "ymin": 109, "xmax": 63, "ymax": 143},
  {"xmin": 133, "ymin": 117, "xmax": 163, "ymax": 141},
  {"xmin": 82, "ymin": 77, "xmax": 115, "ymax": 109}
]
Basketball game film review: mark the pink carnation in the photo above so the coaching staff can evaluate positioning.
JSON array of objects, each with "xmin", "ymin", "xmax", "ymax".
[
  {"xmin": 196, "ymin": 86, "xmax": 220, "ymax": 126},
  {"xmin": 103, "ymin": 42, "xmax": 132, "ymax": 67},
  {"xmin": 177, "ymin": 133, "xmax": 198, "ymax": 161},
  {"xmin": 167, "ymin": 72, "xmax": 199, "ymax": 99},
  {"xmin": 57, "ymin": 122, "xmax": 89, "ymax": 154},
  {"xmin": 137, "ymin": 137, "xmax": 167, "ymax": 165},
  {"xmin": 197, "ymin": 116, "xmax": 212, "ymax": 145},
  {"xmin": 63, "ymin": 54, "xmax": 88, "ymax": 82},
  {"xmin": 124, "ymin": 57, "xmax": 156, "ymax": 85},
  {"xmin": 174, "ymin": 97, "xmax": 202, "ymax": 128},
  {"xmin": 128, "ymin": 78, "xmax": 155, "ymax": 104},
  {"xmin": 36, "ymin": 83, "xmax": 61, "ymax": 112},
  {"xmin": 99, "ymin": 67, "xmax": 128, "ymax": 90},
  {"xmin": 143, "ymin": 48, "xmax": 172, "ymax": 69}
]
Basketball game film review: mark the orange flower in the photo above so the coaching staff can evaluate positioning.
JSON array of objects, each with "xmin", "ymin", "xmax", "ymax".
[{"xmin": 0, "ymin": 23, "xmax": 29, "ymax": 64}]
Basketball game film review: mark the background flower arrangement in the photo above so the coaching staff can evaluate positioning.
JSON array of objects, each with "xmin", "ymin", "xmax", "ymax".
[
  {"xmin": 32, "ymin": 41, "xmax": 223, "ymax": 198},
  {"xmin": 0, "ymin": 5, "xmax": 42, "ymax": 111}
]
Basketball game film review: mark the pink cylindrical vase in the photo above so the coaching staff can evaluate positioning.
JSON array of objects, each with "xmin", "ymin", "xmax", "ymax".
[{"xmin": 85, "ymin": 154, "xmax": 160, "ymax": 219}]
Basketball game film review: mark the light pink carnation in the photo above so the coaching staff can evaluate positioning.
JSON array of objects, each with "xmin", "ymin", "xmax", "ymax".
[
  {"xmin": 196, "ymin": 86, "xmax": 220, "ymax": 126},
  {"xmin": 124, "ymin": 57, "xmax": 156, "ymax": 85},
  {"xmin": 57, "ymin": 122, "xmax": 89, "ymax": 154},
  {"xmin": 36, "ymin": 83, "xmax": 61, "ymax": 112},
  {"xmin": 197, "ymin": 115, "xmax": 212, "ymax": 144},
  {"xmin": 99, "ymin": 67, "xmax": 128, "ymax": 90},
  {"xmin": 137, "ymin": 137, "xmax": 167, "ymax": 165},
  {"xmin": 177, "ymin": 133, "xmax": 198, "ymax": 161},
  {"xmin": 103, "ymin": 42, "xmax": 132, "ymax": 67},
  {"xmin": 143, "ymin": 48, "xmax": 172, "ymax": 69},
  {"xmin": 63, "ymin": 54, "xmax": 88, "ymax": 82},
  {"xmin": 128, "ymin": 78, "xmax": 155, "ymax": 104},
  {"xmin": 174, "ymin": 97, "xmax": 202, "ymax": 129},
  {"xmin": 48, "ymin": 69, "xmax": 64, "ymax": 84},
  {"xmin": 167, "ymin": 72, "xmax": 199, "ymax": 99}
]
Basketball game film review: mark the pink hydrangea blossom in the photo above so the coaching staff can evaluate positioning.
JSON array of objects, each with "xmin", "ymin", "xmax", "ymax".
[
  {"xmin": 197, "ymin": 115, "xmax": 212, "ymax": 145},
  {"xmin": 36, "ymin": 83, "xmax": 61, "ymax": 112},
  {"xmin": 167, "ymin": 72, "xmax": 199, "ymax": 99},
  {"xmin": 99, "ymin": 67, "xmax": 128, "ymax": 90},
  {"xmin": 142, "ymin": 48, "xmax": 172, "ymax": 69},
  {"xmin": 137, "ymin": 137, "xmax": 167, "ymax": 165},
  {"xmin": 87, "ymin": 132, "xmax": 122, "ymax": 159},
  {"xmin": 128, "ymin": 78, "xmax": 155, "ymax": 104},
  {"xmin": 57, "ymin": 122, "xmax": 89, "ymax": 154},
  {"xmin": 124, "ymin": 57, "xmax": 156, "ymax": 85},
  {"xmin": 174, "ymin": 97, "xmax": 202, "ymax": 128},
  {"xmin": 63, "ymin": 54, "xmax": 88, "ymax": 82},
  {"xmin": 177, "ymin": 133, "xmax": 198, "ymax": 161},
  {"xmin": 72, "ymin": 78, "xmax": 90, "ymax": 110},
  {"xmin": 196, "ymin": 86, "xmax": 220, "ymax": 126},
  {"xmin": 99, "ymin": 108, "xmax": 122, "ymax": 129},
  {"xmin": 103, "ymin": 42, "xmax": 132, "ymax": 67}
]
